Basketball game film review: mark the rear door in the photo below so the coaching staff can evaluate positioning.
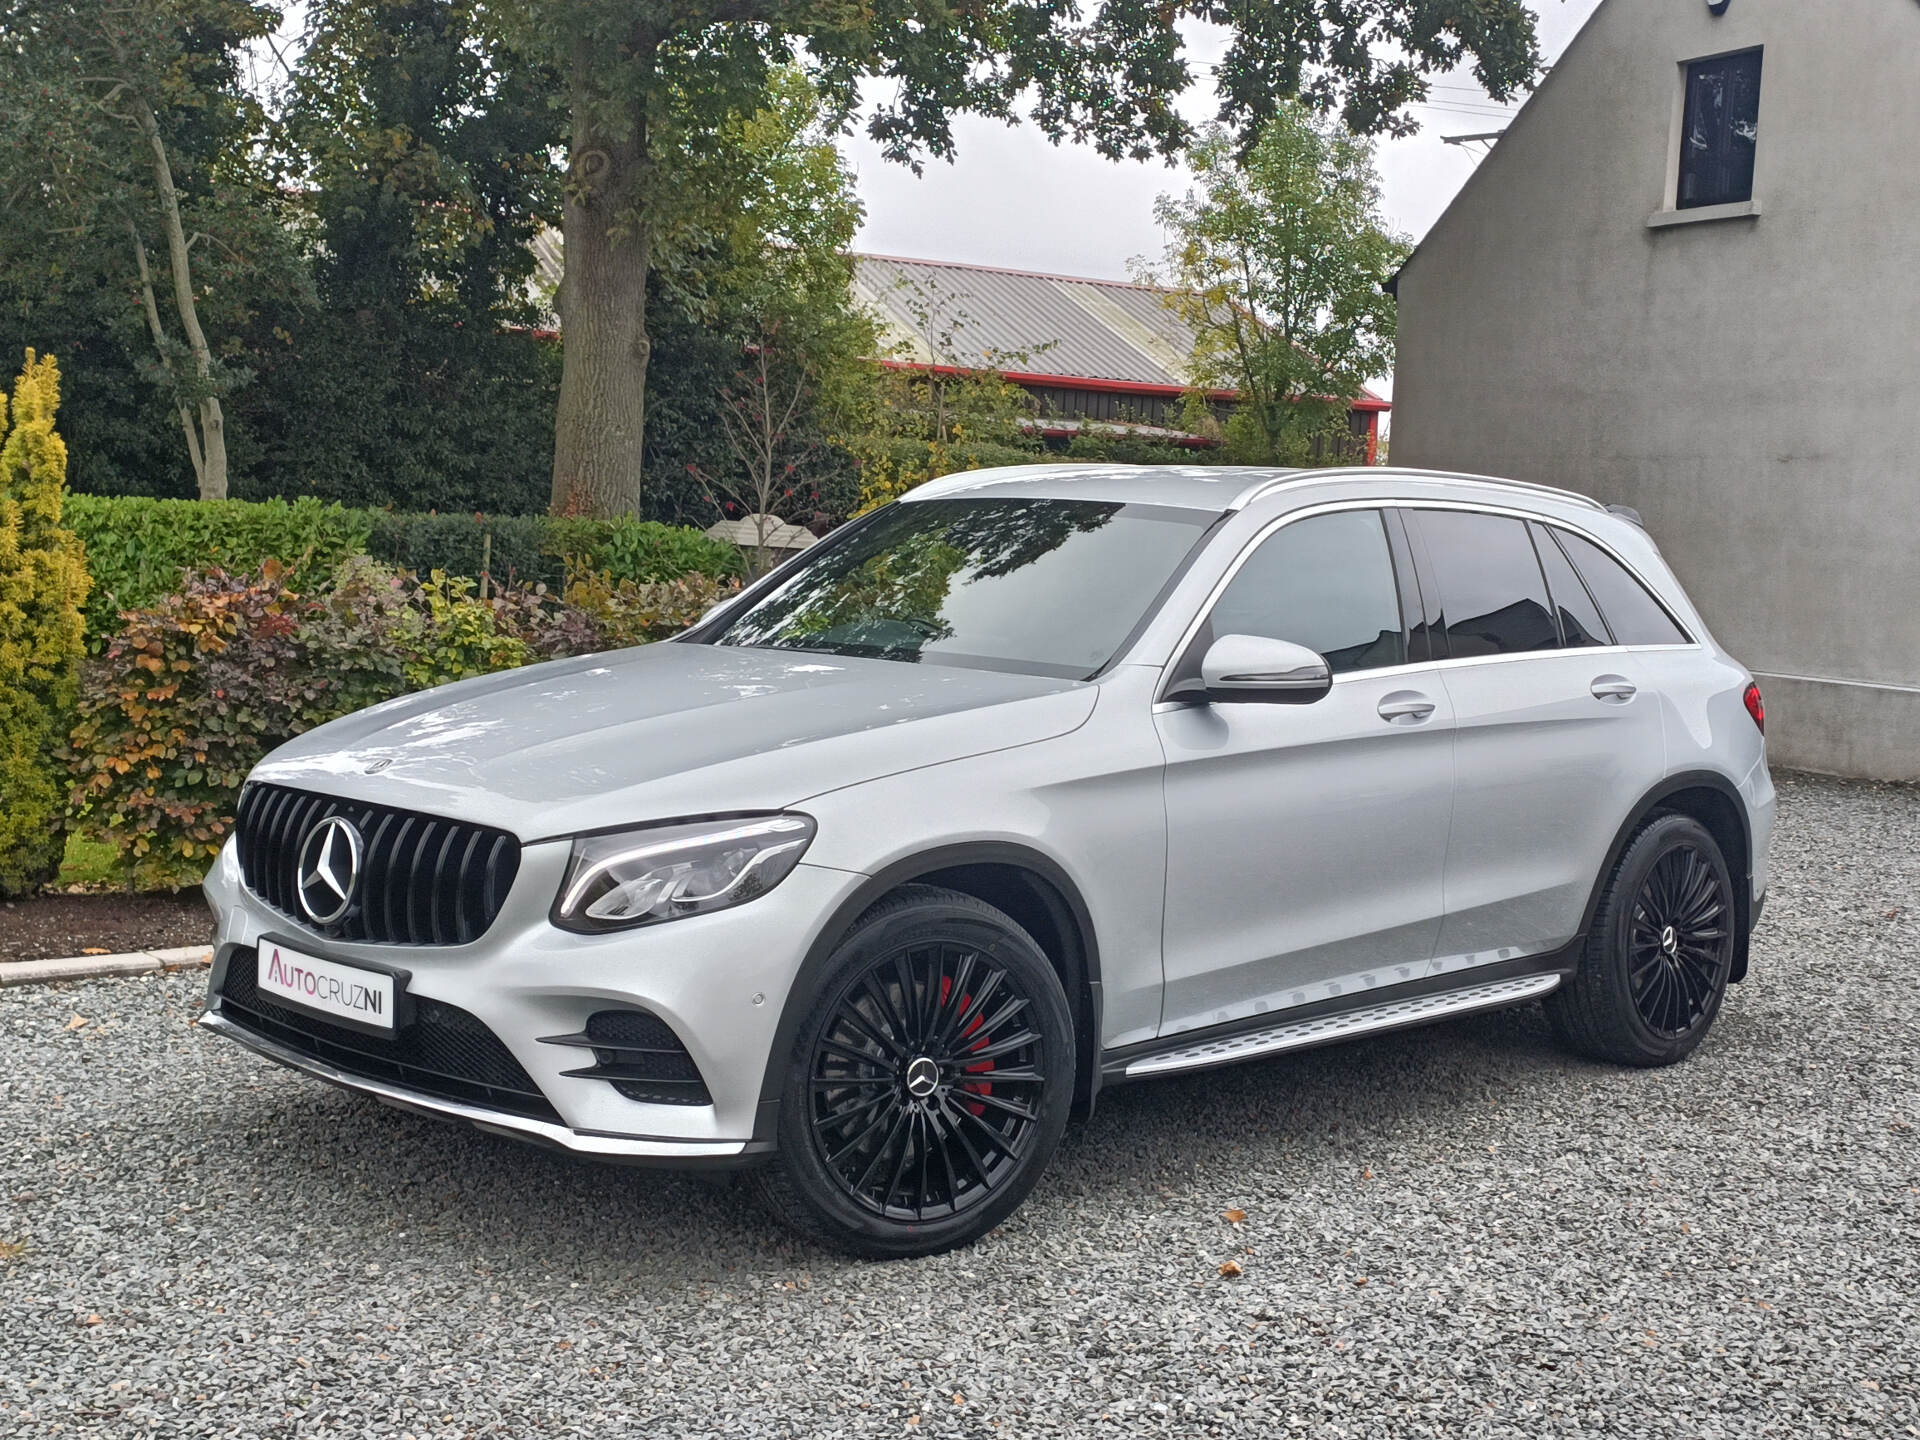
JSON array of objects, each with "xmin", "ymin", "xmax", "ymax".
[
  {"xmin": 1402, "ymin": 507, "xmax": 1669, "ymax": 964},
  {"xmin": 1155, "ymin": 507, "xmax": 1455, "ymax": 1037}
]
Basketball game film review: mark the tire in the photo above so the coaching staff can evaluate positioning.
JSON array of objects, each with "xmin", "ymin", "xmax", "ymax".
[
  {"xmin": 753, "ymin": 884, "xmax": 1076, "ymax": 1258},
  {"xmin": 1546, "ymin": 813, "xmax": 1738, "ymax": 1067}
]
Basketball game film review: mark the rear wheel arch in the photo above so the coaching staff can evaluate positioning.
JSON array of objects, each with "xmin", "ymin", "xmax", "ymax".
[
  {"xmin": 755, "ymin": 843, "xmax": 1104, "ymax": 1145},
  {"xmin": 1581, "ymin": 771, "xmax": 1755, "ymax": 982}
]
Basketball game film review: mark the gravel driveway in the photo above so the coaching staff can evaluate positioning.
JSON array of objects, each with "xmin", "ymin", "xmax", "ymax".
[{"xmin": 3, "ymin": 772, "xmax": 1915, "ymax": 1438}]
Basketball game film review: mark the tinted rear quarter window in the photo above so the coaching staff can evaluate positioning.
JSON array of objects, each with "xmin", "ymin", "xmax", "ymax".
[
  {"xmin": 1410, "ymin": 510, "xmax": 1560, "ymax": 658},
  {"xmin": 1203, "ymin": 509, "xmax": 1406, "ymax": 674},
  {"xmin": 1552, "ymin": 529, "xmax": 1690, "ymax": 646},
  {"xmin": 1531, "ymin": 522, "xmax": 1612, "ymax": 647}
]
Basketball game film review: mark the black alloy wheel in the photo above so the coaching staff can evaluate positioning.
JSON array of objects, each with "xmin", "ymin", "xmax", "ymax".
[
  {"xmin": 1547, "ymin": 812, "xmax": 1738, "ymax": 1067},
  {"xmin": 1627, "ymin": 843, "xmax": 1731, "ymax": 1037},
  {"xmin": 809, "ymin": 937, "xmax": 1046, "ymax": 1221},
  {"xmin": 757, "ymin": 885, "xmax": 1075, "ymax": 1257}
]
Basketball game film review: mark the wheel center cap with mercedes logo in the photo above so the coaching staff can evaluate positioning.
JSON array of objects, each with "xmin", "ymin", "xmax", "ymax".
[
  {"xmin": 905, "ymin": 1056, "xmax": 941, "ymax": 1099},
  {"xmin": 297, "ymin": 816, "xmax": 364, "ymax": 925}
]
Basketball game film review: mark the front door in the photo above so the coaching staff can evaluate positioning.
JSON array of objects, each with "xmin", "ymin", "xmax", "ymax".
[{"xmin": 1156, "ymin": 508, "xmax": 1455, "ymax": 1038}]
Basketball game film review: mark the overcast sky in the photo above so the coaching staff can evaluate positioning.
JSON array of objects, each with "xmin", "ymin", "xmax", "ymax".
[{"xmin": 843, "ymin": 0, "xmax": 1604, "ymax": 285}]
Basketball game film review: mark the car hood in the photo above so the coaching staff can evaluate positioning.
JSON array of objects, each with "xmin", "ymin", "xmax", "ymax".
[{"xmin": 251, "ymin": 642, "xmax": 1096, "ymax": 839}]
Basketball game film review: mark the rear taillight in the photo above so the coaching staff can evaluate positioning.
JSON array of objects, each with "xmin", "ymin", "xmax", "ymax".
[{"xmin": 1743, "ymin": 681, "xmax": 1765, "ymax": 734}]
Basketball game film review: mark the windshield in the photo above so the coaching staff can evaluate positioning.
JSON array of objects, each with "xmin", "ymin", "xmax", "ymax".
[{"xmin": 699, "ymin": 497, "xmax": 1218, "ymax": 678}]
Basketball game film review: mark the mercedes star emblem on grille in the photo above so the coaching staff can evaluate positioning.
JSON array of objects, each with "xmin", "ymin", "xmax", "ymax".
[{"xmin": 297, "ymin": 815, "xmax": 364, "ymax": 925}]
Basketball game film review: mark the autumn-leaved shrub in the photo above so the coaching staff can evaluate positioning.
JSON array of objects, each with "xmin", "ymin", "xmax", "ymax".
[
  {"xmin": 65, "ymin": 558, "xmax": 606, "ymax": 886},
  {"xmin": 65, "ymin": 546, "xmax": 740, "ymax": 888},
  {"xmin": 405, "ymin": 572, "xmax": 533, "ymax": 688},
  {"xmin": 64, "ymin": 493, "xmax": 371, "ymax": 645},
  {"xmin": 0, "ymin": 351, "xmax": 91, "ymax": 896},
  {"xmin": 64, "ymin": 497, "xmax": 743, "ymax": 648},
  {"xmin": 561, "ymin": 569, "xmax": 737, "ymax": 648},
  {"xmin": 67, "ymin": 565, "xmax": 320, "ymax": 888}
]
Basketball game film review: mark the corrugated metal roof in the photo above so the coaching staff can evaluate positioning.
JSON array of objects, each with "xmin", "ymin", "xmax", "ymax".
[
  {"xmin": 525, "ymin": 236, "xmax": 1383, "ymax": 405},
  {"xmin": 851, "ymin": 254, "xmax": 1207, "ymax": 389}
]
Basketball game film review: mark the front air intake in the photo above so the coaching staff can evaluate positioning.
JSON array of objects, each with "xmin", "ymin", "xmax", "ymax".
[
  {"xmin": 218, "ymin": 949, "xmax": 558, "ymax": 1121},
  {"xmin": 539, "ymin": 1009, "xmax": 714, "ymax": 1106}
]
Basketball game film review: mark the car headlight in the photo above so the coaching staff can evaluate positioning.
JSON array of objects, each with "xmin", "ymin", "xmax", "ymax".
[{"xmin": 551, "ymin": 814, "xmax": 817, "ymax": 933}]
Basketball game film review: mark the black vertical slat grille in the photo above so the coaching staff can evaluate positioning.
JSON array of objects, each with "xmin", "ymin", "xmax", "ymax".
[{"xmin": 233, "ymin": 782, "xmax": 521, "ymax": 946}]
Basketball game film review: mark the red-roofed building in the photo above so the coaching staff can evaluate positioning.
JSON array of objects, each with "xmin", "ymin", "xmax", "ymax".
[{"xmin": 851, "ymin": 254, "xmax": 1388, "ymax": 462}]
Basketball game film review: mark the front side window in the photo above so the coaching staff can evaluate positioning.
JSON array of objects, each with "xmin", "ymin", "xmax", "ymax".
[
  {"xmin": 701, "ymin": 497, "xmax": 1217, "ymax": 679},
  {"xmin": 1197, "ymin": 509, "xmax": 1407, "ymax": 675},
  {"xmin": 1409, "ymin": 510, "xmax": 1561, "ymax": 658},
  {"xmin": 1679, "ymin": 49, "xmax": 1762, "ymax": 209}
]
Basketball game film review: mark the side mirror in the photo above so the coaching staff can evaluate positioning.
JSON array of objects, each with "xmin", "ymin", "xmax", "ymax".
[{"xmin": 1198, "ymin": 634, "xmax": 1332, "ymax": 704}]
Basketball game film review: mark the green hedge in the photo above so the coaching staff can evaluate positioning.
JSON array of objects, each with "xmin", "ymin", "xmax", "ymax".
[
  {"xmin": 66, "ymin": 495, "xmax": 375, "ymax": 641},
  {"xmin": 367, "ymin": 512, "xmax": 743, "ymax": 593},
  {"xmin": 66, "ymin": 494, "xmax": 743, "ymax": 642}
]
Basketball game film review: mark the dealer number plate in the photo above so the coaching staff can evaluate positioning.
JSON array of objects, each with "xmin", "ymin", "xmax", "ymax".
[{"xmin": 256, "ymin": 942, "xmax": 395, "ymax": 1033}]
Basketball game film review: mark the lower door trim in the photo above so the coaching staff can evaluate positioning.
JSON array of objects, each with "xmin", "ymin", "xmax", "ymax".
[{"xmin": 1111, "ymin": 971, "xmax": 1564, "ymax": 1081}]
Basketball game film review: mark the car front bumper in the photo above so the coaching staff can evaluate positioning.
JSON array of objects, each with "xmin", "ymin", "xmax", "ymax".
[{"xmin": 200, "ymin": 834, "xmax": 867, "ymax": 1163}]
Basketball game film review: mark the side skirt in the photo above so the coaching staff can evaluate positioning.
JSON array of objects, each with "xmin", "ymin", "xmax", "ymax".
[{"xmin": 1102, "ymin": 953, "xmax": 1575, "ymax": 1085}]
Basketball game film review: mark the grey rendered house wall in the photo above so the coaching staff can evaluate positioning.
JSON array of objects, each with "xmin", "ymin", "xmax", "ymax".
[{"xmin": 1390, "ymin": 0, "xmax": 1920, "ymax": 780}]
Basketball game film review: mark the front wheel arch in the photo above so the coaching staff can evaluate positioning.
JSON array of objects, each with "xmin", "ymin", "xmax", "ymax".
[{"xmin": 753, "ymin": 842, "xmax": 1103, "ymax": 1147}]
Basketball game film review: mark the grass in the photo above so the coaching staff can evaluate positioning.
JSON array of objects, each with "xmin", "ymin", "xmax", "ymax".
[{"xmin": 56, "ymin": 833, "xmax": 123, "ymax": 890}]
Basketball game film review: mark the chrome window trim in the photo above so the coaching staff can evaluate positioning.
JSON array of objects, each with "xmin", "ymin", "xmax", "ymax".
[
  {"xmin": 1150, "ymin": 643, "xmax": 1702, "ymax": 712},
  {"xmin": 1151, "ymin": 496, "xmax": 1700, "ymax": 704},
  {"xmin": 1227, "ymin": 467, "xmax": 1607, "ymax": 514}
]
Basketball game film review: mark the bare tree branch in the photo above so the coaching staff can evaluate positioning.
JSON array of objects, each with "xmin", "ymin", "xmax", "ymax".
[{"xmin": 129, "ymin": 219, "xmax": 206, "ymax": 489}]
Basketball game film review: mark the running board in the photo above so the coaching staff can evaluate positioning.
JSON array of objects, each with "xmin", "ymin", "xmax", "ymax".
[{"xmin": 1122, "ymin": 973, "xmax": 1563, "ymax": 1080}]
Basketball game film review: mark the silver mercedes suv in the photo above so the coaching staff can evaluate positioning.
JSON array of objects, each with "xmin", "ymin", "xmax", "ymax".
[{"xmin": 201, "ymin": 465, "xmax": 1774, "ymax": 1256}]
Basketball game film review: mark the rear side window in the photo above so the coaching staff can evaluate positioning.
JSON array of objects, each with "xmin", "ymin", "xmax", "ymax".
[
  {"xmin": 1531, "ymin": 522, "xmax": 1611, "ymax": 648},
  {"xmin": 1409, "ymin": 510, "xmax": 1560, "ymax": 658},
  {"xmin": 1551, "ymin": 530, "xmax": 1690, "ymax": 646},
  {"xmin": 1203, "ymin": 509, "xmax": 1406, "ymax": 674}
]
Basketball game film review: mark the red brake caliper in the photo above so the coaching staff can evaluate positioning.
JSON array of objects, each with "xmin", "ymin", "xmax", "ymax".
[{"xmin": 938, "ymin": 976, "xmax": 994, "ymax": 1116}]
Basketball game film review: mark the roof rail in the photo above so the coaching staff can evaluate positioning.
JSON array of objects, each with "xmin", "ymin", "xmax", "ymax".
[{"xmin": 1229, "ymin": 466, "xmax": 1606, "ymax": 513}]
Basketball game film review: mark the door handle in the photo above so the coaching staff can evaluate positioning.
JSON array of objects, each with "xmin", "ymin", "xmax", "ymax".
[
  {"xmin": 1377, "ymin": 692, "xmax": 1437, "ymax": 724},
  {"xmin": 1590, "ymin": 675, "xmax": 1638, "ymax": 703}
]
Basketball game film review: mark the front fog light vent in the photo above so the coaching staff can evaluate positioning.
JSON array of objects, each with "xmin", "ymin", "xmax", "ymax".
[{"xmin": 538, "ymin": 1009, "xmax": 713, "ymax": 1106}]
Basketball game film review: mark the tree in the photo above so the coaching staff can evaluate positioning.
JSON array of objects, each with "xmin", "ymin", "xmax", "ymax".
[
  {"xmin": 0, "ymin": 0, "xmax": 300, "ymax": 499},
  {"xmin": 285, "ymin": 0, "xmax": 563, "ymax": 318},
  {"xmin": 684, "ymin": 73, "xmax": 874, "ymax": 567},
  {"xmin": 197, "ymin": 0, "xmax": 572, "ymax": 515},
  {"xmin": 486, "ymin": 0, "xmax": 1540, "ymax": 518},
  {"xmin": 1151, "ymin": 107, "xmax": 1410, "ymax": 465},
  {"xmin": 0, "ymin": 352, "xmax": 90, "ymax": 896},
  {"xmin": 697, "ymin": 292, "xmax": 871, "ymax": 572}
]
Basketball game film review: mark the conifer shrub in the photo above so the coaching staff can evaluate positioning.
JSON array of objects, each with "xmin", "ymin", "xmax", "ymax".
[{"xmin": 0, "ymin": 351, "xmax": 91, "ymax": 896}]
